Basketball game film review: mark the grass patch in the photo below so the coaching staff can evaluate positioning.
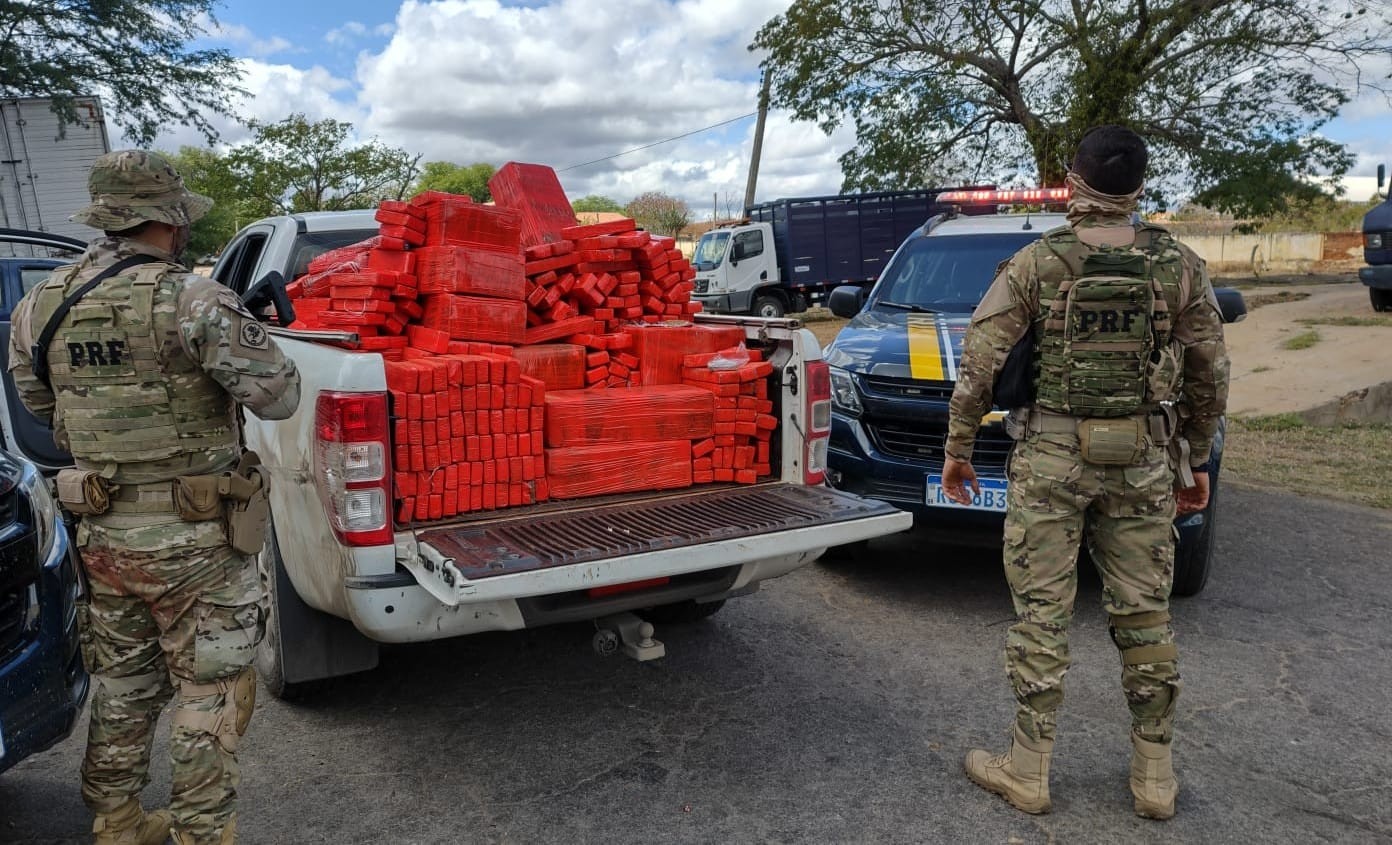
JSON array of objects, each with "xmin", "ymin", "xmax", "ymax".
[
  {"xmin": 1249, "ymin": 365, "xmax": 1273, "ymax": 374},
  {"xmin": 1297, "ymin": 315, "xmax": 1392, "ymax": 328},
  {"xmin": 1282, "ymin": 329, "xmax": 1321, "ymax": 350},
  {"xmin": 1225, "ymin": 418, "xmax": 1392, "ymax": 509}
]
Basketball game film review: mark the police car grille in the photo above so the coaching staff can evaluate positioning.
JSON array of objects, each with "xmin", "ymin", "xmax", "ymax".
[
  {"xmin": 0, "ymin": 588, "xmax": 26, "ymax": 662},
  {"xmin": 866, "ymin": 422, "xmax": 1014, "ymax": 473},
  {"xmin": 860, "ymin": 375, "xmax": 955, "ymax": 401}
]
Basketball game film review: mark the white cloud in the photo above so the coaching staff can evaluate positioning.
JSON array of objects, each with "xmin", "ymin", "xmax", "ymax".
[
  {"xmin": 352, "ymin": 0, "xmax": 830, "ymax": 208},
  {"xmin": 201, "ymin": 16, "xmax": 294, "ymax": 58},
  {"xmin": 150, "ymin": 59, "xmax": 360, "ymax": 152},
  {"xmin": 326, "ymin": 21, "xmax": 370, "ymax": 45}
]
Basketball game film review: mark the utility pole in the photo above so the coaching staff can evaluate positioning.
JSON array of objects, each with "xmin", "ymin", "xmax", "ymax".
[{"xmin": 743, "ymin": 70, "xmax": 771, "ymax": 214}]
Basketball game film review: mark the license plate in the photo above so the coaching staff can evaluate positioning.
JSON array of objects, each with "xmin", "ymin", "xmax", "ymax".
[{"xmin": 925, "ymin": 475, "xmax": 1008, "ymax": 512}]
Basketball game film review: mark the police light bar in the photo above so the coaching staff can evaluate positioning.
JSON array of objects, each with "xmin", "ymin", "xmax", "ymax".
[{"xmin": 937, "ymin": 187, "xmax": 1071, "ymax": 204}]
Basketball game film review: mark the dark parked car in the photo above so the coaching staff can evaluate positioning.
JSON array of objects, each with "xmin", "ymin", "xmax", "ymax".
[{"xmin": 0, "ymin": 229, "xmax": 88, "ymax": 774}]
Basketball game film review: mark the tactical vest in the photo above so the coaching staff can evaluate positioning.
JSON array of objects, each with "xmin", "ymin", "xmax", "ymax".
[
  {"xmin": 1031, "ymin": 224, "xmax": 1187, "ymax": 417},
  {"xmin": 31, "ymin": 262, "xmax": 240, "ymax": 481}
]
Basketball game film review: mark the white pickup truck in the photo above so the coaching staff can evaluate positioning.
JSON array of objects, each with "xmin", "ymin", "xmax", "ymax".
[{"xmin": 211, "ymin": 211, "xmax": 913, "ymax": 698}]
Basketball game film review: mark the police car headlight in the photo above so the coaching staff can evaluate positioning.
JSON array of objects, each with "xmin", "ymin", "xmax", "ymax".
[
  {"xmin": 20, "ymin": 468, "xmax": 58, "ymax": 563},
  {"xmin": 828, "ymin": 366, "xmax": 862, "ymax": 415}
]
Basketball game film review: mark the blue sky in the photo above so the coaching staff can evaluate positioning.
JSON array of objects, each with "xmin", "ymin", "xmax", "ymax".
[{"xmin": 160, "ymin": 0, "xmax": 1392, "ymax": 210}]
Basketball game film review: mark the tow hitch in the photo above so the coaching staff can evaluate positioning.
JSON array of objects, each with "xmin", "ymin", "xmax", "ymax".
[{"xmin": 592, "ymin": 613, "xmax": 665, "ymax": 662}]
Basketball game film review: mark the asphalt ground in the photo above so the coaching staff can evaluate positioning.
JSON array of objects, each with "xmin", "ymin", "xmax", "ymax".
[{"xmin": 3, "ymin": 483, "xmax": 1390, "ymax": 844}]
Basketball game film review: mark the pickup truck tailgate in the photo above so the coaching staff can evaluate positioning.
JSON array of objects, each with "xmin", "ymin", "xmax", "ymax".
[{"xmin": 404, "ymin": 484, "xmax": 910, "ymax": 604}]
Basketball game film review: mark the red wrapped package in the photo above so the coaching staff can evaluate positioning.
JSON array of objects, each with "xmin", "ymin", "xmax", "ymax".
[
  {"xmin": 487, "ymin": 162, "xmax": 579, "ymax": 248},
  {"xmin": 623, "ymin": 323, "xmax": 746, "ymax": 386},
  {"xmin": 560, "ymin": 218, "xmax": 637, "ymax": 240},
  {"xmin": 421, "ymin": 294, "xmax": 526, "ymax": 344},
  {"xmin": 512, "ymin": 344, "xmax": 586, "ymax": 390},
  {"xmin": 544, "ymin": 385, "xmax": 714, "ymax": 447},
  {"xmin": 418, "ymin": 197, "xmax": 521, "ymax": 253},
  {"xmin": 415, "ymin": 245, "xmax": 525, "ymax": 299},
  {"xmin": 546, "ymin": 440, "xmax": 693, "ymax": 499}
]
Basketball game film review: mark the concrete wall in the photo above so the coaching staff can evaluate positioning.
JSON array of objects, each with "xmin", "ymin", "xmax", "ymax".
[{"xmin": 1181, "ymin": 233, "xmax": 1326, "ymax": 274}]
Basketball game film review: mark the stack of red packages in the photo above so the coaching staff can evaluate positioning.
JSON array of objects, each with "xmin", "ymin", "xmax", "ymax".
[
  {"xmin": 565, "ymin": 330, "xmax": 640, "ymax": 388},
  {"xmin": 411, "ymin": 192, "xmax": 531, "ymax": 346},
  {"xmin": 682, "ymin": 346, "xmax": 776, "ymax": 484},
  {"xmin": 385, "ymin": 352, "xmax": 548, "ymax": 520},
  {"xmin": 542, "ymin": 385, "xmax": 716, "ymax": 499}
]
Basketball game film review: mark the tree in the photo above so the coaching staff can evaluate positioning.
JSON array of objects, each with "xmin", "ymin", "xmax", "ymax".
[
  {"xmin": 230, "ymin": 115, "xmax": 421, "ymax": 214},
  {"xmin": 571, "ymin": 194, "xmax": 624, "ymax": 214},
  {"xmin": 753, "ymin": 0, "xmax": 1391, "ymax": 217},
  {"xmin": 625, "ymin": 192, "xmax": 691, "ymax": 237},
  {"xmin": 0, "ymin": 0, "xmax": 242, "ymax": 145},
  {"xmin": 412, "ymin": 161, "xmax": 495, "ymax": 202},
  {"xmin": 160, "ymin": 147, "xmax": 257, "ymax": 259}
]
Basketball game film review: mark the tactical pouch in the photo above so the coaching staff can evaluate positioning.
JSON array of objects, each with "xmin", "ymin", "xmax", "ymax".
[
  {"xmin": 220, "ymin": 453, "xmax": 269, "ymax": 555},
  {"xmin": 55, "ymin": 469, "xmax": 112, "ymax": 516},
  {"xmin": 1077, "ymin": 417, "xmax": 1146, "ymax": 466},
  {"xmin": 173, "ymin": 474, "xmax": 223, "ymax": 522}
]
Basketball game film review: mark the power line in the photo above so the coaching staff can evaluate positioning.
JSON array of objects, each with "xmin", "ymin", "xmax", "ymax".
[{"xmin": 558, "ymin": 111, "xmax": 759, "ymax": 173}]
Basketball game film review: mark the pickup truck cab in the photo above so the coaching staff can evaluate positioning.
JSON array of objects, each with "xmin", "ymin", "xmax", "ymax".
[
  {"xmin": 822, "ymin": 196, "xmax": 1245, "ymax": 597},
  {"xmin": 213, "ymin": 211, "xmax": 913, "ymax": 697}
]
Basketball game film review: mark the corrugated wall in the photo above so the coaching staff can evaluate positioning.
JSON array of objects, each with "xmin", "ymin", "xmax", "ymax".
[{"xmin": 0, "ymin": 96, "xmax": 109, "ymax": 246}]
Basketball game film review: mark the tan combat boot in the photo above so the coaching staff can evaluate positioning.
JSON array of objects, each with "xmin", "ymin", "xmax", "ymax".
[
  {"xmin": 92, "ymin": 799, "xmax": 172, "ymax": 845},
  {"xmin": 964, "ymin": 725, "xmax": 1053, "ymax": 814},
  {"xmin": 1130, "ymin": 733, "xmax": 1179, "ymax": 819},
  {"xmin": 171, "ymin": 817, "xmax": 235, "ymax": 845}
]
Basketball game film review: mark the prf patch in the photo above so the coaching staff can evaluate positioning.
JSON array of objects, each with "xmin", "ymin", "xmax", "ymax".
[{"xmin": 240, "ymin": 320, "xmax": 269, "ymax": 350}]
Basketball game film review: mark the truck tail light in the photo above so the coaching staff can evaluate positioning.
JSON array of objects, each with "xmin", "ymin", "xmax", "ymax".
[
  {"xmin": 804, "ymin": 360, "xmax": 832, "ymax": 485},
  {"xmin": 315, "ymin": 391, "xmax": 393, "ymax": 547}
]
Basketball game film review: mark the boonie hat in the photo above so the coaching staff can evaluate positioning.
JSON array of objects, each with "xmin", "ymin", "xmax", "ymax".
[{"xmin": 71, "ymin": 149, "xmax": 213, "ymax": 230}]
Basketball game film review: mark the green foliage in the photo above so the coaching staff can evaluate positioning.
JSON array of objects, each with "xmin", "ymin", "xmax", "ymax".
[
  {"xmin": 571, "ymin": 194, "xmax": 625, "ymax": 214},
  {"xmin": 1239, "ymin": 413, "xmax": 1308, "ymax": 431},
  {"xmin": 229, "ymin": 115, "xmax": 421, "ymax": 214},
  {"xmin": 412, "ymin": 161, "xmax": 495, "ymax": 202},
  {"xmin": 624, "ymin": 191, "xmax": 691, "ymax": 237},
  {"xmin": 1298, "ymin": 315, "xmax": 1392, "ymax": 327},
  {"xmin": 752, "ymin": 0, "xmax": 1387, "ymax": 217},
  {"xmin": 161, "ymin": 146, "xmax": 271, "ymax": 260},
  {"xmin": 1282, "ymin": 329, "xmax": 1321, "ymax": 350},
  {"xmin": 1254, "ymin": 192, "xmax": 1381, "ymax": 233},
  {"xmin": 0, "ymin": 0, "xmax": 242, "ymax": 145}
]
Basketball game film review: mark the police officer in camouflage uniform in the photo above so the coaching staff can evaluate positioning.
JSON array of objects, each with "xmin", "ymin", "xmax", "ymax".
[
  {"xmin": 943, "ymin": 126, "xmax": 1229, "ymax": 820},
  {"xmin": 7, "ymin": 150, "xmax": 301, "ymax": 844}
]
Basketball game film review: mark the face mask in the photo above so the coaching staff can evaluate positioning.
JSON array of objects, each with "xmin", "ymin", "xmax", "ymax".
[{"xmin": 171, "ymin": 224, "xmax": 192, "ymax": 263}]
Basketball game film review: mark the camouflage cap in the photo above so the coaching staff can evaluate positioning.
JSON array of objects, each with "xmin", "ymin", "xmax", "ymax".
[{"xmin": 70, "ymin": 149, "xmax": 213, "ymax": 230}]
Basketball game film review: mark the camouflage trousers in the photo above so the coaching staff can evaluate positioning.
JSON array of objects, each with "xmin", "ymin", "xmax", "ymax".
[
  {"xmin": 1001, "ymin": 432, "xmax": 1181, "ymax": 745},
  {"xmin": 76, "ymin": 513, "xmax": 264, "ymax": 840}
]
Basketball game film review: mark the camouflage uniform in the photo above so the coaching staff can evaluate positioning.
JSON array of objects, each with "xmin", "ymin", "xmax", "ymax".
[
  {"xmin": 6, "ymin": 151, "xmax": 300, "ymax": 843},
  {"xmin": 947, "ymin": 175, "xmax": 1230, "ymax": 747}
]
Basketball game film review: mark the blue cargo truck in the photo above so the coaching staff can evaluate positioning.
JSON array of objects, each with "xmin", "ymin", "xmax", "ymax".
[
  {"xmin": 691, "ymin": 188, "xmax": 989, "ymax": 318},
  {"xmin": 1362, "ymin": 164, "xmax": 1392, "ymax": 312}
]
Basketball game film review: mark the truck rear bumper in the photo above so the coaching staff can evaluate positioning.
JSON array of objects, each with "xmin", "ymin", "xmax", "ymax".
[
  {"xmin": 342, "ymin": 484, "xmax": 911, "ymax": 643},
  {"xmin": 1359, "ymin": 264, "xmax": 1392, "ymax": 289}
]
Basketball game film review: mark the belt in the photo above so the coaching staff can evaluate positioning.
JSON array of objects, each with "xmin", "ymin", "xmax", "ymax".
[
  {"xmin": 105, "ymin": 480, "xmax": 179, "ymax": 514},
  {"xmin": 1025, "ymin": 407, "xmax": 1176, "ymax": 443}
]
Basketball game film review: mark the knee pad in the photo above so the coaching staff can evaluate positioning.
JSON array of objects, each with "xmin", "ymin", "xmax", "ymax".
[{"xmin": 171, "ymin": 666, "xmax": 256, "ymax": 753}]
